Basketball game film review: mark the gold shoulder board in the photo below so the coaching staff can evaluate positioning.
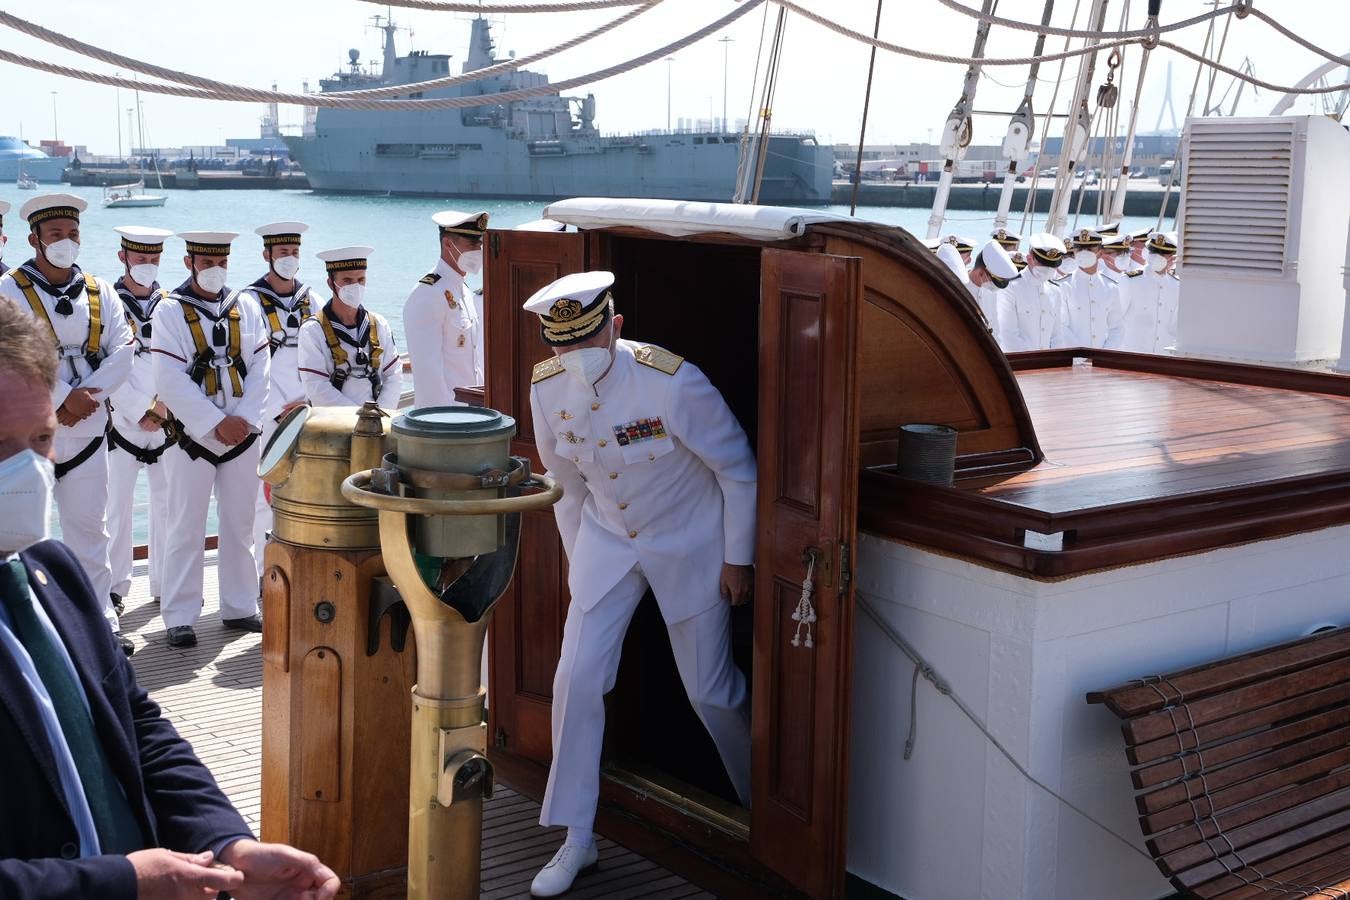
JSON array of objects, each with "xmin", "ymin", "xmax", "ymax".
[
  {"xmin": 532, "ymin": 356, "xmax": 566, "ymax": 384},
  {"xmin": 634, "ymin": 344, "xmax": 684, "ymax": 375},
  {"xmin": 1126, "ymin": 269, "xmax": 1144, "ymax": 278},
  {"xmin": 419, "ymin": 272, "xmax": 441, "ymax": 285}
]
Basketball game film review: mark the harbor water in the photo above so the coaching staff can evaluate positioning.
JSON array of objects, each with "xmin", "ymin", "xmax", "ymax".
[{"xmin": 7, "ymin": 185, "xmax": 1167, "ymax": 543}]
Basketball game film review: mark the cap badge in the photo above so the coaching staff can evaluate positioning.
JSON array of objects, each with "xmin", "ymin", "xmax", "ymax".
[{"xmin": 550, "ymin": 298, "xmax": 583, "ymax": 321}]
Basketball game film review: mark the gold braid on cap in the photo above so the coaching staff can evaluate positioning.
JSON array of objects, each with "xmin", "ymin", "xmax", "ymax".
[
  {"xmin": 439, "ymin": 213, "xmax": 488, "ymax": 238},
  {"xmin": 324, "ymin": 258, "xmax": 368, "ymax": 273},
  {"xmin": 541, "ymin": 292, "xmax": 611, "ymax": 344},
  {"xmin": 120, "ymin": 238, "xmax": 164, "ymax": 254},
  {"xmin": 1148, "ymin": 235, "xmax": 1177, "ymax": 254},
  {"xmin": 28, "ymin": 206, "xmax": 81, "ymax": 227},
  {"xmin": 262, "ymin": 234, "xmax": 302, "ymax": 247},
  {"xmin": 1031, "ymin": 245, "xmax": 1063, "ymax": 263},
  {"xmin": 185, "ymin": 242, "xmax": 232, "ymax": 256}
]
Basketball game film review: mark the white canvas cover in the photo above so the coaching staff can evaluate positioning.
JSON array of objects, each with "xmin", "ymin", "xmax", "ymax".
[{"xmin": 542, "ymin": 197, "xmax": 857, "ymax": 242}]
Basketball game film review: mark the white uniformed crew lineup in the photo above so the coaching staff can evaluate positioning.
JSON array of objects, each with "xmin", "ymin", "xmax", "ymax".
[{"xmin": 0, "ymin": 196, "xmax": 480, "ymax": 653}]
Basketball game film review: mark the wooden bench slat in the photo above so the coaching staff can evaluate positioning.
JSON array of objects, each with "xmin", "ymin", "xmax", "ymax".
[
  {"xmin": 1210, "ymin": 857, "xmax": 1350, "ymax": 900},
  {"xmin": 1194, "ymin": 834, "xmax": 1350, "ymax": 899},
  {"xmin": 1125, "ymin": 680, "xmax": 1350, "ymax": 765},
  {"xmin": 1138, "ymin": 731, "xmax": 1350, "ymax": 821},
  {"xmin": 1122, "ymin": 659, "xmax": 1350, "ymax": 746},
  {"xmin": 1131, "ymin": 709, "xmax": 1350, "ymax": 789},
  {"xmin": 1088, "ymin": 628, "xmax": 1350, "ymax": 717},
  {"xmin": 1174, "ymin": 808, "xmax": 1350, "ymax": 891}
]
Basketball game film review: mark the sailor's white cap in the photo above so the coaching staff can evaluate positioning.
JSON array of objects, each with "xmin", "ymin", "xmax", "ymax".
[
  {"xmin": 1027, "ymin": 232, "xmax": 1067, "ymax": 266},
  {"xmin": 921, "ymin": 237, "xmax": 943, "ymax": 252},
  {"xmin": 20, "ymin": 193, "xmax": 88, "ymax": 227},
  {"xmin": 1128, "ymin": 226, "xmax": 1152, "ymax": 241},
  {"xmin": 1069, "ymin": 227, "xmax": 1104, "ymax": 249},
  {"xmin": 432, "ymin": 209, "xmax": 489, "ymax": 239},
  {"xmin": 934, "ymin": 242, "xmax": 969, "ymax": 283},
  {"xmin": 1098, "ymin": 221, "xmax": 1122, "ymax": 235},
  {"xmin": 514, "ymin": 218, "xmax": 569, "ymax": 232},
  {"xmin": 975, "ymin": 240, "xmax": 1019, "ymax": 282},
  {"xmin": 944, "ymin": 234, "xmax": 975, "ymax": 253},
  {"xmin": 1100, "ymin": 232, "xmax": 1131, "ymax": 251},
  {"xmin": 114, "ymin": 225, "xmax": 174, "ymax": 252},
  {"xmin": 522, "ymin": 270, "xmax": 615, "ymax": 347},
  {"xmin": 255, "ymin": 221, "xmax": 309, "ymax": 246},
  {"xmin": 316, "ymin": 245, "xmax": 375, "ymax": 272},
  {"xmin": 990, "ymin": 227, "xmax": 1022, "ymax": 250},
  {"xmin": 1147, "ymin": 230, "xmax": 1178, "ymax": 254},
  {"xmin": 178, "ymin": 231, "xmax": 240, "ymax": 255}
]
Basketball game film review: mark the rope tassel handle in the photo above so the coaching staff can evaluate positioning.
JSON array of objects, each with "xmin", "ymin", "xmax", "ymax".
[{"xmin": 791, "ymin": 548, "xmax": 819, "ymax": 650}]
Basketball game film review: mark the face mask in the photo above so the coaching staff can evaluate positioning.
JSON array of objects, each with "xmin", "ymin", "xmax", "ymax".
[
  {"xmin": 1074, "ymin": 250, "xmax": 1098, "ymax": 268},
  {"xmin": 195, "ymin": 265, "xmax": 228, "ymax": 295},
  {"xmin": 271, "ymin": 255, "xmax": 301, "ymax": 280},
  {"xmin": 1148, "ymin": 254, "xmax": 1170, "ymax": 274},
  {"xmin": 0, "ymin": 450, "xmax": 56, "ymax": 554},
  {"xmin": 42, "ymin": 238, "xmax": 80, "ymax": 269},
  {"xmin": 337, "ymin": 283, "xmax": 366, "ymax": 307},
  {"xmin": 129, "ymin": 263, "xmax": 159, "ymax": 287},
  {"xmin": 1028, "ymin": 265, "xmax": 1053, "ymax": 282},
  {"xmin": 457, "ymin": 248, "xmax": 484, "ymax": 276}
]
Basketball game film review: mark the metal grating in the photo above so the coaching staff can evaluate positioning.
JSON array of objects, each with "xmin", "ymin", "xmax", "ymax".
[{"xmin": 1181, "ymin": 119, "xmax": 1294, "ymax": 275}]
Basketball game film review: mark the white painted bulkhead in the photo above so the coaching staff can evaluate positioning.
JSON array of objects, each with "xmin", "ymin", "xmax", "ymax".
[{"xmin": 846, "ymin": 526, "xmax": 1350, "ymax": 900}]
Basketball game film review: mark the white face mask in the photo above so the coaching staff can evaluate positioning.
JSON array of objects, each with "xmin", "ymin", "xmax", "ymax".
[
  {"xmin": 1148, "ymin": 254, "xmax": 1170, "ymax": 273},
  {"xmin": 1074, "ymin": 249, "xmax": 1098, "ymax": 269},
  {"xmin": 1027, "ymin": 265, "xmax": 1053, "ymax": 282},
  {"xmin": 129, "ymin": 263, "xmax": 159, "ymax": 287},
  {"xmin": 0, "ymin": 450, "xmax": 56, "ymax": 554},
  {"xmin": 195, "ymin": 265, "xmax": 228, "ymax": 295},
  {"xmin": 271, "ymin": 255, "xmax": 301, "ymax": 280},
  {"xmin": 337, "ymin": 283, "xmax": 366, "ymax": 307},
  {"xmin": 42, "ymin": 238, "xmax": 80, "ymax": 269},
  {"xmin": 457, "ymin": 248, "xmax": 484, "ymax": 276}
]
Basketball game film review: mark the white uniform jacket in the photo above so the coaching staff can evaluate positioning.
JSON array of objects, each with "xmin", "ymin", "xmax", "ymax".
[
  {"xmin": 151, "ymin": 282, "xmax": 271, "ymax": 457},
  {"xmin": 997, "ymin": 275, "xmax": 1065, "ymax": 352},
  {"xmin": 966, "ymin": 281, "xmax": 1003, "ymax": 339},
  {"xmin": 529, "ymin": 340, "xmax": 757, "ymax": 624},
  {"xmin": 107, "ymin": 280, "xmax": 173, "ymax": 452},
  {"xmin": 242, "ymin": 278, "xmax": 314, "ymax": 422},
  {"xmin": 1120, "ymin": 269, "xmax": 1180, "ymax": 354},
  {"xmin": 0, "ymin": 262, "xmax": 133, "ymax": 440},
  {"xmin": 1061, "ymin": 269, "xmax": 1124, "ymax": 349},
  {"xmin": 296, "ymin": 304, "xmax": 403, "ymax": 410},
  {"xmin": 403, "ymin": 258, "xmax": 481, "ymax": 407}
]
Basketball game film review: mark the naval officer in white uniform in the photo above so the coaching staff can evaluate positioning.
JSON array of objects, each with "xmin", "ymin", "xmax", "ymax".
[
  {"xmin": 997, "ymin": 233, "xmax": 1068, "ymax": 351},
  {"xmin": 298, "ymin": 246, "xmax": 403, "ymax": 410},
  {"xmin": 1120, "ymin": 231, "xmax": 1181, "ymax": 355},
  {"xmin": 245, "ymin": 222, "xmax": 314, "ymax": 577},
  {"xmin": 402, "ymin": 210, "xmax": 487, "ymax": 407},
  {"xmin": 0, "ymin": 194, "xmax": 134, "ymax": 655},
  {"xmin": 106, "ymin": 225, "xmax": 175, "ymax": 623},
  {"xmin": 1061, "ymin": 228, "xmax": 1124, "ymax": 349},
  {"xmin": 966, "ymin": 239, "xmax": 1019, "ymax": 339},
  {"xmin": 525, "ymin": 271, "xmax": 755, "ymax": 897},
  {"xmin": 152, "ymin": 231, "xmax": 269, "ymax": 648}
]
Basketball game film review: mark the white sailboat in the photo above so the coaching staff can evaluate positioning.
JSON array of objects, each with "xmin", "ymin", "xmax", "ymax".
[
  {"xmin": 106, "ymin": 85, "xmax": 166, "ymax": 207},
  {"xmin": 15, "ymin": 125, "xmax": 38, "ymax": 189}
]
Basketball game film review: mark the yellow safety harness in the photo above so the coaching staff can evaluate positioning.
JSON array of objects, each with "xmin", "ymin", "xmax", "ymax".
[
  {"xmin": 258, "ymin": 286, "xmax": 312, "ymax": 353},
  {"xmin": 182, "ymin": 296, "xmax": 247, "ymax": 398},
  {"xmin": 12, "ymin": 269, "xmax": 104, "ymax": 370},
  {"xmin": 317, "ymin": 307, "xmax": 383, "ymax": 399}
]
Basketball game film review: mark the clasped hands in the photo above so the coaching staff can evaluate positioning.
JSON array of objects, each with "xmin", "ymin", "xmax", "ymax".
[{"xmin": 129, "ymin": 838, "xmax": 339, "ymax": 899}]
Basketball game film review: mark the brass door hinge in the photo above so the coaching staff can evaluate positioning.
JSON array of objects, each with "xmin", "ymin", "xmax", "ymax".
[{"xmin": 838, "ymin": 540, "xmax": 852, "ymax": 595}]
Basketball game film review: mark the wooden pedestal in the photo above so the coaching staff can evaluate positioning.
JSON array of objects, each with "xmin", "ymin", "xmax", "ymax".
[{"xmin": 260, "ymin": 539, "xmax": 417, "ymax": 897}]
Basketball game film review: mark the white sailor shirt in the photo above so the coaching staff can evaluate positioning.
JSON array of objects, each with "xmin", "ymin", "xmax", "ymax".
[
  {"xmin": 1120, "ymin": 269, "xmax": 1180, "ymax": 354},
  {"xmin": 296, "ymin": 303, "xmax": 403, "ymax": 410},
  {"xmin": 1061, "ymin": 268, "xmax": 1124, "ymax": 349},
  {"xmin": 242, "ymin": 277, "xmax": 314, "ymax": 422},
  {"xmin": 403, "ymin": 257, "xmax": 481, "ymax": 407},
  {"xmin": 997, "ymin": 275, "xmax": 1065, "ymax": 352},
  {"xmin": 107, "ymin": 279, "xmax": 172, "ymax": 451}
]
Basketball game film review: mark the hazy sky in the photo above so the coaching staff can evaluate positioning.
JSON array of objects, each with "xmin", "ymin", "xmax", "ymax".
[{"xmin": 0, "ymin": 1, "xmax": 1342, "ymax": 155}]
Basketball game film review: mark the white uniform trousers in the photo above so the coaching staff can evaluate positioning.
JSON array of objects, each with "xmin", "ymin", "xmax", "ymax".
[
  {"xmin": 159, "ymin": 442, "xmax": 263, "ymax": 629},
  {"xmin": 106, "ymin": 442, "xmax": 168, "ymax": 599},
  {"xmin": 252, "ymin": 417, "xmax": 281, "ymax": 580},
  {"xmin": 53, "ymin": 434, "xmax": 118, "ymax": 633},
  {"xmin": 540, "ymin": 565, "xmax": 751, "ymax": 831}
]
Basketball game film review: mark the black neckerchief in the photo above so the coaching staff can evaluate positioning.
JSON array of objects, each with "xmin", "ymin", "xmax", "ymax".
[
  {"xmin": 249, "ymin": 276, "xmax": 309, "ymax": 311},
  {"xmin": 18, "ymin": 260, "xmax": 86, "ymax": 314},
  {"xmin": 323, "ymin": 300, "xmax": 373, "ymax": 366},
  {"xmin": 116, "ymin": 277, "xmax": 161, "ymax": 352},
  {"xmin": 172, "ymin": 279, "xmax": 235, "ymax": 321}
]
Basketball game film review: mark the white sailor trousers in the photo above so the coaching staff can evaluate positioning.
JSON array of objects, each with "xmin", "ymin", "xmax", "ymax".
[
  {"xmin": 540, "ymin": 564, "xmax": 751, "ymax": 831},
  {"xmin": 106, "ymin": 442, "xmax": 169, "ymax": 599},
  {"xmin": 159, "ymin": 442, "xmax": 262, "ymax": 628},
  {"xmin": 53, "ymin": 434, "xmax": 118, "ymax": 631}
]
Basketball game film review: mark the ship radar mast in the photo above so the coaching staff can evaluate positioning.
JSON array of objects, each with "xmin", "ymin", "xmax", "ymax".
[
  {"xmin": 369, "ymin": 8, "xmax": 405, "ymax": 79},
  {"xmin": 464, "ymin": 18, "xmax": 497, "ymax": 74}
]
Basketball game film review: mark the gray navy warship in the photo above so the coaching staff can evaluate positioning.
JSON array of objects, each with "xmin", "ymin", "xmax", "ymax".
[{"xmin": 284, "ymin": 18, "xmax": 834, "ymax": 204}]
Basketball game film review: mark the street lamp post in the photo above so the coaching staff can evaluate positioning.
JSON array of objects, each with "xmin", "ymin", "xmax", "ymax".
[
  {"xmin": 50, "ymin": 92, "xmax": 59, "ymax": 144},
  {"xmin": 719, "ymin": 37, "xmax": 733, "ymax": 132},
  {"xmin": 665, "ymin": 56, "xmax": 675, "ymax": 132}
]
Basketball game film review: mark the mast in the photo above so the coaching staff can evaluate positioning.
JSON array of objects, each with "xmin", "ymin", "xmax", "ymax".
[
  {"xmin": 1047, "ymin": 0, "xmax": 1110, "ymax": 235},
  {"xmin": 1108, "ymin": 0, "xmax": 1162, "ymax": 223},
  {"xmin": 926, "ymin": 0, "xmax": 996, "ymax": 240},
  {"xmin": 994, "ymin": 0, "xmax": 1055, "ymax": 229}
]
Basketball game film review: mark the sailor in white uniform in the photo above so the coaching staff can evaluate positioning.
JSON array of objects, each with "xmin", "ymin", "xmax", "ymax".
[
  {"xmin": 402, "ymin": 210, "xmax": 487, "ymax": 408},
  {"xmin": 990, "ymin": 227, "xmax": 1022, "ymax": 256},
  {"xmin": 1061, "ymin": 228, "xmax": 1124, "ymax": 349},
  {"xmin": 944, "ymin": 234, "xmax": 975, "ymax": 267},
  {"xmin": 106, "ymin": 226, "xmax": 175, "ymax": 624},
  {"xmin": 1128, "ymin": 226, "xmax": 1151, "ymax": 270},
  {"xmin": 966, "ymin": 239, "xmax": 1019, "ymax": 340},
  {"xmin": 297, "ymin": 247, "xmax": 403, "ymax": 410},
  {"xmin": 0, "ymin": 200, "xmax": 9, "ymax": 272},
  {"xmin": 0, "ymin": 194, "xmax": 134, "ymax": 655},
  {"xmin": 245, "ymin": 222, "xmax": 314, "ymax": 577},
  {"xmin": 524, "ymin": 272, "xmax": 755, "ymax": 898},
  {"xmin": 1098, "ymin": 231, "xmax": 1134, "ymax": 278},
  {"xmin": 997, "ymin": 232, "xmax": 1067, "ymax": 352},
  {"xmin": 152, "ymin": 232, "xmax": 269, "ymax": 648},
  {"xmin": 934, "ymin": 241, "xmax": 971, "ymax": 288},
  {"xmin": 1120, "ymin": 231, "xmax": 1181, "ymax": 355}
]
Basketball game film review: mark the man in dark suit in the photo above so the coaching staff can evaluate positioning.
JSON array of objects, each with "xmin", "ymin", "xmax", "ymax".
[{"xmin": 0, "ymin": 297, "xmax": 340, "ymax": 899}]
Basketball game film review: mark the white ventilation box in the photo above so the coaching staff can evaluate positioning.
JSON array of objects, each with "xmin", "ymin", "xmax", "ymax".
[{"xmin": 1173, "ymin": 115, "xmax": 1350, "ymax": 366}]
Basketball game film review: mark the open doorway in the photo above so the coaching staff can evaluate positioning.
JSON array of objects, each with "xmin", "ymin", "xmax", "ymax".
[{"xmin": 599, "ymin": 234, "xmax": 762, "ymax": 828}]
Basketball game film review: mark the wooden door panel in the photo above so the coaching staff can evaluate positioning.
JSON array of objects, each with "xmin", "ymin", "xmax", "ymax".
[
  {"xmin": 485, "ymin": 230, "xmax": 586, "ymax": 765},
  {"xmin": 752, "ymin": 248, "xmax": 861, "ymax": 900}
]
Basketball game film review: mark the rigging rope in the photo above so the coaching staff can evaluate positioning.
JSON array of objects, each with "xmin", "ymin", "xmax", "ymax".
[
  {"xmin": 354, "ymin": 0, "xmax": 643, "ymax": 11},
  {"xmin": 1020, "ymin": 0, "xmax": 1084, "ymax": 235},
  {"xmin": 937, "ymin": 0, "xmax": 1232, "ymax": 41}
]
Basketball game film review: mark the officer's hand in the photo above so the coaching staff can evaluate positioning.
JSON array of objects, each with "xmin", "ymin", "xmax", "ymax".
[
  {"xmin": 127, "ymin": 847, "xmax": 244, "ymax": 898},
  {"xmin": 720, "ymin": 564, "xmax": 754, "ymax": 607},
  {"xmin": 214, "ymin": 415, "xmax": 251, "ymax": 446},
  {"xmin": 60, "ymin": 388, "xmax": 100, "ymax": 421}
]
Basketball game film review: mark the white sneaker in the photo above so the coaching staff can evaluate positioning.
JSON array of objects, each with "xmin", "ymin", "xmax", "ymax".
[{"xmin": 530, "ymin": 841, "xmax": 599, "ymax": 897}]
